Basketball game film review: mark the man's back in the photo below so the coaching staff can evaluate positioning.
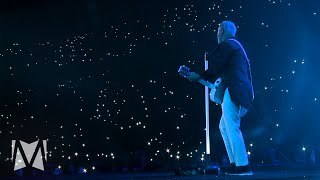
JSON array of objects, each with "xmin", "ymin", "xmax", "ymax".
[{"xmin": 212, "ymin": 38, "xmax": 254, "ymax": 109}]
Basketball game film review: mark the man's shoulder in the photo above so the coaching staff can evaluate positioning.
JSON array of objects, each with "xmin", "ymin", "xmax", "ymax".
[
  {"xmin": 226, "ymin": 38, "xmax": 241, "ymax": 45},
  {"xmin": 218, "ymin": 39, "xmax": 238, "ymax": 51},
  {"xmin": 223, "ymin": 38, "xmax": 244, "ymax": 51}
]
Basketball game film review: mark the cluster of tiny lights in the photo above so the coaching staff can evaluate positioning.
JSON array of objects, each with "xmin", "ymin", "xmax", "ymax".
[{"xmin": 1, "ymin": 0, "xmax": 318, "ymax": 170}]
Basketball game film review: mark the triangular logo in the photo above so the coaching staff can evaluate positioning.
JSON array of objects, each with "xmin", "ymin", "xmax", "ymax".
[
  {"xmin": 14, "ymin": 148, "xmax": 26, "ymax": 171},
  {"xmin": 20, "ymin": 140, "xmax": 38, "ymax": 163},
  {"xmin": 32, "ymin": 148, "xmax": 44, "ymax": 170}
]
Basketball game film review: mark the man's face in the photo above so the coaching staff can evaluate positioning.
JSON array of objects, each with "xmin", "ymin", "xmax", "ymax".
[{"xmin": 217, "ymin": 26, "xmax": 223, "ymax": 44}]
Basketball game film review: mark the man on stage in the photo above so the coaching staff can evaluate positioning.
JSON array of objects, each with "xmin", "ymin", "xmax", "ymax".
[{"xmin": 188, "ymin": 21, "xmax": 254, "ymax": 176}]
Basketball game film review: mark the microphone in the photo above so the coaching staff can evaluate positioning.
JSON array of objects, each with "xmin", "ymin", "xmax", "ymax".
[{"xmin": 204, "ymin": 51, "xmax": 208, "ymax": 61}]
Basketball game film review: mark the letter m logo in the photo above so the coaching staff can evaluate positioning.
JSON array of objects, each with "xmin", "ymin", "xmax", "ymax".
[{"xmin": 12, "ymin": 140, "xmax": 47, "ymax": 171}]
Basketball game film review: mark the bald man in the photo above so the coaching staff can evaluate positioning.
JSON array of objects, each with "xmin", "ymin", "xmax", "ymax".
[{"xmin": 188, "ymin": 21, "xmax": 254, "ymax": 176}]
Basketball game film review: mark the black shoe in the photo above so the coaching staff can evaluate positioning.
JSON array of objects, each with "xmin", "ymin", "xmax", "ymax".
[
  {"xmin": 221, "ymin": 163, "xmax": 236, "ymax": 174},
  {"xmin": 225, "ymin": 164, "xmax": 253, "ymax": 176}
]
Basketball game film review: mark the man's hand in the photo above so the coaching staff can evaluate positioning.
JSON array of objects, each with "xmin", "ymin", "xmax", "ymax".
[{"xmin": 188, "ymin": 72, "xmax": 201, "ymax": 82}]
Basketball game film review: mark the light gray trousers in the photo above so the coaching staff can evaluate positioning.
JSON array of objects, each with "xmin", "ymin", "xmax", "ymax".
[{"xmin": 219, "ymin": 88, "xmax": 249, "ymax": 166}]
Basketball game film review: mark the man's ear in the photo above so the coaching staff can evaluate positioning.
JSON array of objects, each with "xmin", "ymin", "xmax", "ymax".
[{"xmin": 220, "ymin": 28, "xmax": 224, "ymax": 36}]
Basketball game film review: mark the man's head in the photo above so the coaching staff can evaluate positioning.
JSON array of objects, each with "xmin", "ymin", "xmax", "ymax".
[{"xmin": 217, "ymin": 21, "xmax": 237, "ymax": 44}]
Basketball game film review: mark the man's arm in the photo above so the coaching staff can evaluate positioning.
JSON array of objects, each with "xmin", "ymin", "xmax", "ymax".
[
  {"xmin": 200, "ymin": 41, "xmax": 232, "ymax": 81},
  {"xmin": 188, "ymin": 72, "xmax": 202, "ymax": 82}
]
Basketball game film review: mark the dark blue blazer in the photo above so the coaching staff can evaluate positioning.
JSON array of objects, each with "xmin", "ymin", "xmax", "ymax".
[{"xmin": 201, "ymin": 37, "xmax": 254, "ymax": 110}]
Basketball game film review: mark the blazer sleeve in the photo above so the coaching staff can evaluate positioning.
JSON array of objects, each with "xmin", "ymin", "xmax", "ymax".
[{"xmin": 200, "ymin": 41, "xmax": 232, "ymax": 81}]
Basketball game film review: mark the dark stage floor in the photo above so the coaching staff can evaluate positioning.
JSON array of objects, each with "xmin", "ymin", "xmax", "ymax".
[{"xmin": 2, "ymin": 166, "xmax": 320, "ymax": 180}]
